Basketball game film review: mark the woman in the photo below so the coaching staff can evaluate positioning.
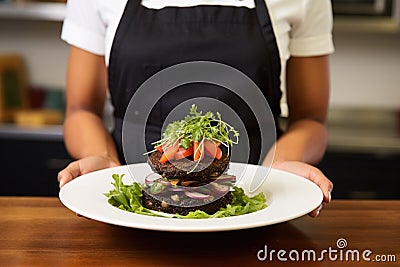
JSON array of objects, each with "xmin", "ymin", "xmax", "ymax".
[{"xmin": 58, "ymin": 0, "xmax": 333, "ymax": 217}]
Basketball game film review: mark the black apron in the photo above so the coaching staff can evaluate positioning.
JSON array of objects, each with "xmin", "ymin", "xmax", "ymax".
[{"xmin": 108, "ymin": 0, "xmax": 282, "ymax": 164}]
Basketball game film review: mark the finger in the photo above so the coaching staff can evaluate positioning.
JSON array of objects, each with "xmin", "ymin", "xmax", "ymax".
[
  {"xmin": 309, "ymin": 203, "xmax": 323, "ymax": 218},
  {"xmin": 58, "ymin": 174, "xmax": 71, "ymax": 188},
  {"xmin": 58, "ymin": 161, "xmax": 82, "ymax": 188},
  {"xmin": 76, "ymin": 213, "xmax": 91, "ymax": 220},
  {"xmin": 275, "ymin": 161, "xmax": 333, "ymax": 203},
  {"xmin": 77, "ymin": 156, "xmax": 119, "ymax": 175},
  {"xmin": 307, "ymin": 167, "xmax": 333, "ymax": 203},
  {"xmin": 109, "ymin": 159, "xmax": 121, "ymax": 167}
]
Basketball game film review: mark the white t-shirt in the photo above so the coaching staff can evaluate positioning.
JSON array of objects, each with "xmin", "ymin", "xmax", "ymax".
[{"xmin": 61, "ymin": 0, "xmax": 334, "ymax": 111}]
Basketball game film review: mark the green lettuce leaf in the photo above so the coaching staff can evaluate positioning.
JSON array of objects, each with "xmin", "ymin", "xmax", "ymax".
[{"xmin": 105, "ymin": 174, "xmax": 267, "ymax": 219}]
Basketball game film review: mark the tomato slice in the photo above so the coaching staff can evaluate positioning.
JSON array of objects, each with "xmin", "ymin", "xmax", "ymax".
[
  {"xmin": 155, "ymin": 145, "xmax": 163, "ymax": 152},
  {"xmin": 215, "ymin": 146, "xmax": 222, "ymax": 160},
  {"xmin": 175, "ymin": 146, "xmax": 194, "ymax": 160},
  {"xmin": 193, "ymin": 141, "xmax": 204, "ymax": 161},
  {"xmin": 169, "ymin": 179, "xmax": 179, "ymax": 186},
  {"xmin": 204, "ymin": 139, "xmax": 222, "ymax": 160},
  {"xmin": 159, "ymin": 143, "xmax": 179, "ymax": 164}
]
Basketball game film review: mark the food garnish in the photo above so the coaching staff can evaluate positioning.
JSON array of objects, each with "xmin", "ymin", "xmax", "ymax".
[{"xmin": 148, "ymin": 104, "xmax": 239, "ymax": 164}]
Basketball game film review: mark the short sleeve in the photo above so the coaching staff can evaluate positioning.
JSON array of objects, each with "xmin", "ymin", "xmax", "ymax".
[
  {"xmin": 289, "ymin": 0, "xmax": 334, "ymax": 57},
  {"xmin": 61, "ymin": 0, "xmax": 106, "ymax": 55}
]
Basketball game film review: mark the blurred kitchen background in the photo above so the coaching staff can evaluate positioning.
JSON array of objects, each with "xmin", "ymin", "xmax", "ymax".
[{"xmin": 0, "ymin": 0, "xmax": 399, "ymax": 198}]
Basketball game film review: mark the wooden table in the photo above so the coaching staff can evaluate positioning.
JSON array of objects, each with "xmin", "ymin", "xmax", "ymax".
[{"xmin": 0, "ymin": 198, "xmax": 399, "ymax": 267}]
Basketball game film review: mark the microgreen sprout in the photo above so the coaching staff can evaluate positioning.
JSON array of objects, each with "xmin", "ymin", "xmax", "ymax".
[{"xmin": 148, "ymin": 104, "xmax": 239, "ymax": 154}]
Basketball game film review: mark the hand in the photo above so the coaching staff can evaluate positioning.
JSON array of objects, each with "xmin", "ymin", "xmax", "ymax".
[
  {"xmin": 272, "ymin": 161, "xmax": 333, "ymax": 218},
  {"xmin": 58, "ymin": 155, "xmax": 120, "ymax": 188}
]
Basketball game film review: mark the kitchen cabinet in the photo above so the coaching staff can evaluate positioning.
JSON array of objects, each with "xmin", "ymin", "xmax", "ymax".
[
  {"xmin": 0, "ymin": 2, "xmax": 69, "ymax": 196},
  {"xmin": 0, "ymin": 125, "xmax": 71, "ymax": 196},
  {"xmin": 319, "ymin": 108, "xmax": 400, "ymax": 199},
  {"xmin": 319, "ymin": 151, "xmax": 400, "ymax": 199}
]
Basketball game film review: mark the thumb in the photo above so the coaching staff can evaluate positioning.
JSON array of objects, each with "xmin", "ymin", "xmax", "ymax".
[
  {"xmin": 273, "ymin": 161, "xmax": 333, "ymax": 203},
  {"xmin": 58, "ymin": 161, "xmax": 81, "ymax": 188}
]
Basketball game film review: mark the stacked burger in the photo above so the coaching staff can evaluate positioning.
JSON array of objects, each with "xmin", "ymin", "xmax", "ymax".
[{"xmin": 143, "ymin": 104, "xmax": 239, "ymax": 216}]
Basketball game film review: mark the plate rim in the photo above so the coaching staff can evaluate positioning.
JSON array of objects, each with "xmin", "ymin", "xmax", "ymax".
[{"xmin": 59, "ymin": 162, "xmax": 323, "ymax": 232}]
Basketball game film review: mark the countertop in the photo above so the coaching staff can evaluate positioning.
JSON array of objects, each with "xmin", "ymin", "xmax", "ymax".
[
  {"xmin": 0, "ymin": 197, "xmax": 398, "ymax": 266},
  {"xmin": 0, "ymin": 123, "xmax": 63, "ymax": 141},
  {"xmin": 326, "ymin": 108, "xmax": 400, "ymax": 154}
]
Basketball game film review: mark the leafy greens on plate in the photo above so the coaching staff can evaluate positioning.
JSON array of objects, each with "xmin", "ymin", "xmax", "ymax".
[{"xmin": 105, "ymin": 174, "xmax": 267, "ymax": 219}]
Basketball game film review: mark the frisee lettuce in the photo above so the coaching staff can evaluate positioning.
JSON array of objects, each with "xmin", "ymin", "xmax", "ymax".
[
  {"xmin": 105, "ymin": 174, "xmax": 267, "ymax": 219},
  {"xmin": 152, "ymin": 104, "xmax": 239, "ymax": 151}
]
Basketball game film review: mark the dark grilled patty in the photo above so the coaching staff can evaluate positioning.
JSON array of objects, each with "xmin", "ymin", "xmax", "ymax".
[
  {"xmin": 147, "ymin": 151, "xmax": 230, "ymax": 180},
  {"xmin": 142, "ymin": 189, "xmax": 233, "ymax": 216}
]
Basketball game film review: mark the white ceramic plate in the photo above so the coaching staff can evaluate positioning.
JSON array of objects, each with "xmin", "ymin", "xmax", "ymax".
[{"xmin": 59, "ymin": 163, "xmax": 323, "ymax": 232}]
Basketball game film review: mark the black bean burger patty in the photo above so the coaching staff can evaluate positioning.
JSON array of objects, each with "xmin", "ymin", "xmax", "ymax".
[
  {"xmin": 142, "ymin": 189, "xmax": 233, "ymax": 216},
  {"xmin": 147, "ymin": 151, "xmax": 230, "ymax": 180}
]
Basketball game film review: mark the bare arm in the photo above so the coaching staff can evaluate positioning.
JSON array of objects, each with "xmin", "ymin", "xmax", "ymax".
[
  {"xmin": 63, "ymin": 46, "xmax": 119, "ymax": 161},
  {"xmin": 273, "ymin": 55, "xmax": 330, "ymax": 164},
  {"xmin": 58, "ymin": 46, "xmax": 120, "ymax": 187},
  {"xmin": 263, "ymin": 55, "xmax": 333, "ymax": 216}
]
